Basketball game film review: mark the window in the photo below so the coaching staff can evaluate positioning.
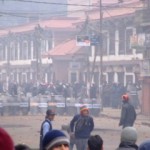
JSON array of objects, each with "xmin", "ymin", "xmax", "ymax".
[
  {"xmin": 41, "ymin": 40, "xmax": 46, "ymax": 52},
  {"xmin": 22, "ymin": 41, "xmax": 28, "ymax": 60},
  {"xmin": 109, "ymin": 29, "xmax": 115, "ymax": 55},
  {"xmin": 70, "ymin": 72, "xmax": 77, "ymax": 83},
  {"xmin": 28, "ymin": 42, "xmax": 31, "ymax": 59},
  {"xmin": 108, "ymin": 72, "xmax": 114, "ymax": 84},
  {"xmin": 10, "ymin": 42, "xmax": 15, "ymax": 60},
  {"xmin": 103, "ymin": 31, "xmax": 109, "ymax": 55},
  {"xmin": 125, "ymin": 28, "xmax": 133, "ymax": 54},
  {"xmin": 119, "ymin": 26, "xmax": 125, "ymax": 54},
  {"xmin": 0, "ymin": 44, "xmax": 3, "ymax": 61},
  {"xmin": 33, "ymin": 41, "xmax": 36, "ymax": 59}
]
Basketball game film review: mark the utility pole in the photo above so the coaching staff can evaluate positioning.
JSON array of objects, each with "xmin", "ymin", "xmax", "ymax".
[
  {"xmin": 99, "ymin": 0, "xmax": 103, "ymax": 110},
  {"xmin": 34, "ymin": 24, "xmax": 43, "ymax": 83}
]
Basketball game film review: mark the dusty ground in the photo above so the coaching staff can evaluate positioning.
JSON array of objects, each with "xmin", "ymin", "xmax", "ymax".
[{"xmin": 0, "ymin": 108, "xmax": 150, "ymax": 150}]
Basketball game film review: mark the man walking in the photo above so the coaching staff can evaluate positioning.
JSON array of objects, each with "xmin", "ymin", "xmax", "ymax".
[
  {"xmin": 40, "ymin": 109, "xmax": 56, "ymax": 150},
  {"xmin": 70, "ymin": 106, "xmax": 94, "ymax": 150},
  {"xmin": 119, "ymin": 94, "xmax": 136, "ymax": 128}
]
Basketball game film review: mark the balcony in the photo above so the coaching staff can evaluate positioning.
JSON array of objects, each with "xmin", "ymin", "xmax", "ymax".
[{"xmin": 135, "ymin": 9, "xmax": 150, "ymax": 27}]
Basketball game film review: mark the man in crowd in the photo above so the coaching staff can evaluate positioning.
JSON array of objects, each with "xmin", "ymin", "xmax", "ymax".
[
  {"xmin": 116, "ymin": 127, "xmax": 138, "ymax": 150},
  {"xmin": 88, "ymin": 135, "xmax": 103, "ymax": 150},
  {"xmin": 42, "ymin": 130, "xmax": 70, "ymax": 150},
  {"xmin": 40, "ymin": 109, "xmax": 56, "ymax": 150},
  {"xmin": 139, "ymin": 140, "xmax": 150, "ymax": 150},
  {"xmin": 119, "ymin": 94, "xmax": 136, "ymax": 128},
  {"xmin": 70, "ymin": 106, "xmax": 94, "ymax": 150}
]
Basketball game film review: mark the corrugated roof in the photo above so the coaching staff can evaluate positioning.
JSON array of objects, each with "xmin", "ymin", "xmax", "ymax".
[
  {"xmin": 47, "ymin": 39, "xmax": 81, "ymax": 57},
  {"xmin": 87, "ymin": 0, "xmax": 143, "ymax": 20},
  {"xmin": 0, "ymin": 18, "xmax": 79, "ymax": 37}
]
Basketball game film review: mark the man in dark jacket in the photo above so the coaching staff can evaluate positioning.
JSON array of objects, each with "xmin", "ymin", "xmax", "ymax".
[
  {"xmin": 70, "ymin": 106, "xmax": 94, "ymax": 150},
  {"xmin": 139, "ymin": 140, "xmax": 150, "ymax": 150},
  {"xmin": 116, "ymin": 127, "xmax": 138, "ymax": 150},
  {"xmin": 119, "ymin": 94, "xmax": 136, "ymax": 128},
  {"xmin": 40, "ymin": 109, "xmax": 56, "ymax": 150}
]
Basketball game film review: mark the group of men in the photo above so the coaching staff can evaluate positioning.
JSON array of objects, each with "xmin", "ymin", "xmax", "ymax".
[
  {"xmin": 40, "ymin": 105, "xmax": 94, "ymax": 150},
  {"xmin": 39, "ymin": 92, "xmax": 137, "ymax": 150}
]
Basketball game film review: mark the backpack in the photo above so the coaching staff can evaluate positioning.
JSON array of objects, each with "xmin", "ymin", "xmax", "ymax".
[{"xmin": 75, "ymin": 116, "xmax": 90, "ymax": 133}]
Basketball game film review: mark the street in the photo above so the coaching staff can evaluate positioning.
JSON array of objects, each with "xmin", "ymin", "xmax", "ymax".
[{"xmin": 0, "ymin": 108, "xmax": 150, "ymax": 150}]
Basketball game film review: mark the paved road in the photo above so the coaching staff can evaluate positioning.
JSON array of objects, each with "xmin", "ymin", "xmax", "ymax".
[{"xmin": 0, "ymin": 108, "xmax": 150, "ymax": 150}]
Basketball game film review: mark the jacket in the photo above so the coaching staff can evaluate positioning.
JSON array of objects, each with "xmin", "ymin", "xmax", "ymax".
[
  {"xmin": 119, "ymin": 102, "xmax": 136, "ymax": 127},
  {"xmin": 116, "ymin": 142, "xmax": 138, "ymax": 150},
  {"xmin": 70, "ymin": 114, "xmax": 94, "ymax": 139},
  {"xmin": 40, "ymin": 119, "xmax": 52, "ymax": 150}
]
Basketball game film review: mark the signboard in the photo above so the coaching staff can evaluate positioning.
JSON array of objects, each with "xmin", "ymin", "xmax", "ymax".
[
  {"xmin": 130, "ymin": 34, "xmax": 145, "ymax": 49},
  {"xmin": 56, "ymin": 103, "xmax": 65, "ymax": 108},
  {"xmin": 76, "ymin": 35, "xmax": 91, "ymax": 46},
  {"xmin": 70, "ymin": 62, "xmax": 80, "ymax": 70},
  {"xmin": 90, "ymin": 35, "xmax": 100, "ymax": 46}
]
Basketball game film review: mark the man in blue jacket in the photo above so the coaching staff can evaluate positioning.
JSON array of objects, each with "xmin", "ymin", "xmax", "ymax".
[
  {"xmin": 40, "ymin": 109, "xmax": 56, "ymax": 150},
  {"xmin": 70, "ymin": 106, "xmax": 94, "ymax": 150}
]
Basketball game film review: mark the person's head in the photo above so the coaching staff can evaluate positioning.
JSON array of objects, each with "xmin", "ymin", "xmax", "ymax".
[
  {"xmin": 121, "ymin": 127, "xmax": 137, "ymax": 144},
  {"xmin": 139, "ymin": 140, "xmax": 150, "ymax": 150},
  {"xmin": 88, "ymin": 135, "xmax": 103, "ymax": 150},
  {"xmin": 43, "ymin": 130, "xmax": 70, "ymax": 150},
  {"xmin": 0, "ymin": 128, "xmax": 14, "ymax": 150},
  {"xmin": 15, "ymin": 144, "xmax": 31, "ymax": 150},
  {"xmin": 46, "ymin": 109, "xmax": 56, "ymax": 121},
  {"xmin": 122, "ymin": 94, "xmax": 129, "ymax": 103},
  {"xmin": 80, "ymin": 106, "xmax": 89, "ymax": 116}
]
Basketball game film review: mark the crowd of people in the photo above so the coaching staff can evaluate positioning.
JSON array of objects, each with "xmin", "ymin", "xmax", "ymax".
[
  {"xmin": 102, "ymin": 82, "xmax": 141, "ymax": 109},
  {"xmin": 0, "ymin": 80, "xmax": 97, "ymax": 99},
  {"xmin": 0, "ymin": 80, "xmax": 141, "ymax": 109}
]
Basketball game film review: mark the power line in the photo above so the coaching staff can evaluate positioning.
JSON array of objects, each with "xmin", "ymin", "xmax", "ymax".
[
  {"xmin": 7, "ymin": 0, "xmax": 144, "ymax": 9},
  {"xmin": 7, "ymin": 0, "xmax": 99, "ymax": 8},
  {"xmin": 0, "ymin": 8, "xmax": 87, "ymax": 19}
]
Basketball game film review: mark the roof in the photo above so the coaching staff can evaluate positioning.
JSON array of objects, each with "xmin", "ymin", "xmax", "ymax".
[
  {"xmin": 47, "ymin": 39, "xmax": 81, "ymax": 57},
  {"xmin": 88, "ymin": 0, "xmax": 143, "ymax": 21},
  {"xmin": 0, "ymin": 18, "xmax": 79, "ymax": 37},
  {"xmin": 0, "ymin": 0, "xmax": 143, "ymax": 37}
]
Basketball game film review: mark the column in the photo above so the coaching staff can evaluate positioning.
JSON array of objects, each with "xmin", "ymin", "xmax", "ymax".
[{"xmin": 115, "ymin": 30, "xmax": 119, "ymax": 56}]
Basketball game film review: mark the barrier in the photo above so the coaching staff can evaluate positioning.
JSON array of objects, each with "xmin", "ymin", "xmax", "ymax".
[
  {"xmin": 38, "ymin": 102, "xmax": 48, "ymax": 115},
  {"xmin": 90, "ymin": 104, "xmax": 101, "ymax": 116},
  {"xmin": 30, "ymin": 100, "xmax": 39, "ymax": 115},
  {"xmin": 67, "ymin": 103, "xmax": 77, "ymax": 116},
  {"xmin": 56, "ymin": 103, "xmax": 66, "ymax": 115},
  {"xmin": 3, "ymin": 102, "xmax": 20, "ymax": 116},
  {"xmin": 20, "ymin": 101, "xmax": 29, "ymax": 115},
  {"xmin": 48, "ymin": 102, "xmax": 56, "ymax": 112},
  {"xmin": 55, "ymin": 95, "xmax": 65, "ymax": 102},
  {"xmin": 0, "ymin": 102, "xmax": 3, "ymax": 116}
]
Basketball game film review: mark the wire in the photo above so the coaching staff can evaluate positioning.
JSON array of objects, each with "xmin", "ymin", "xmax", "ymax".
[
  {"xmin": 7, "ymin": 0, "xmax": 99, "ymax": 8},
  {"xmin": 0, "ymin": 8, "xmax": 88, "ymax": 19},
  {"xmin": 6, "ymin": 0, "xmax": 144, "ymax": 9}
]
